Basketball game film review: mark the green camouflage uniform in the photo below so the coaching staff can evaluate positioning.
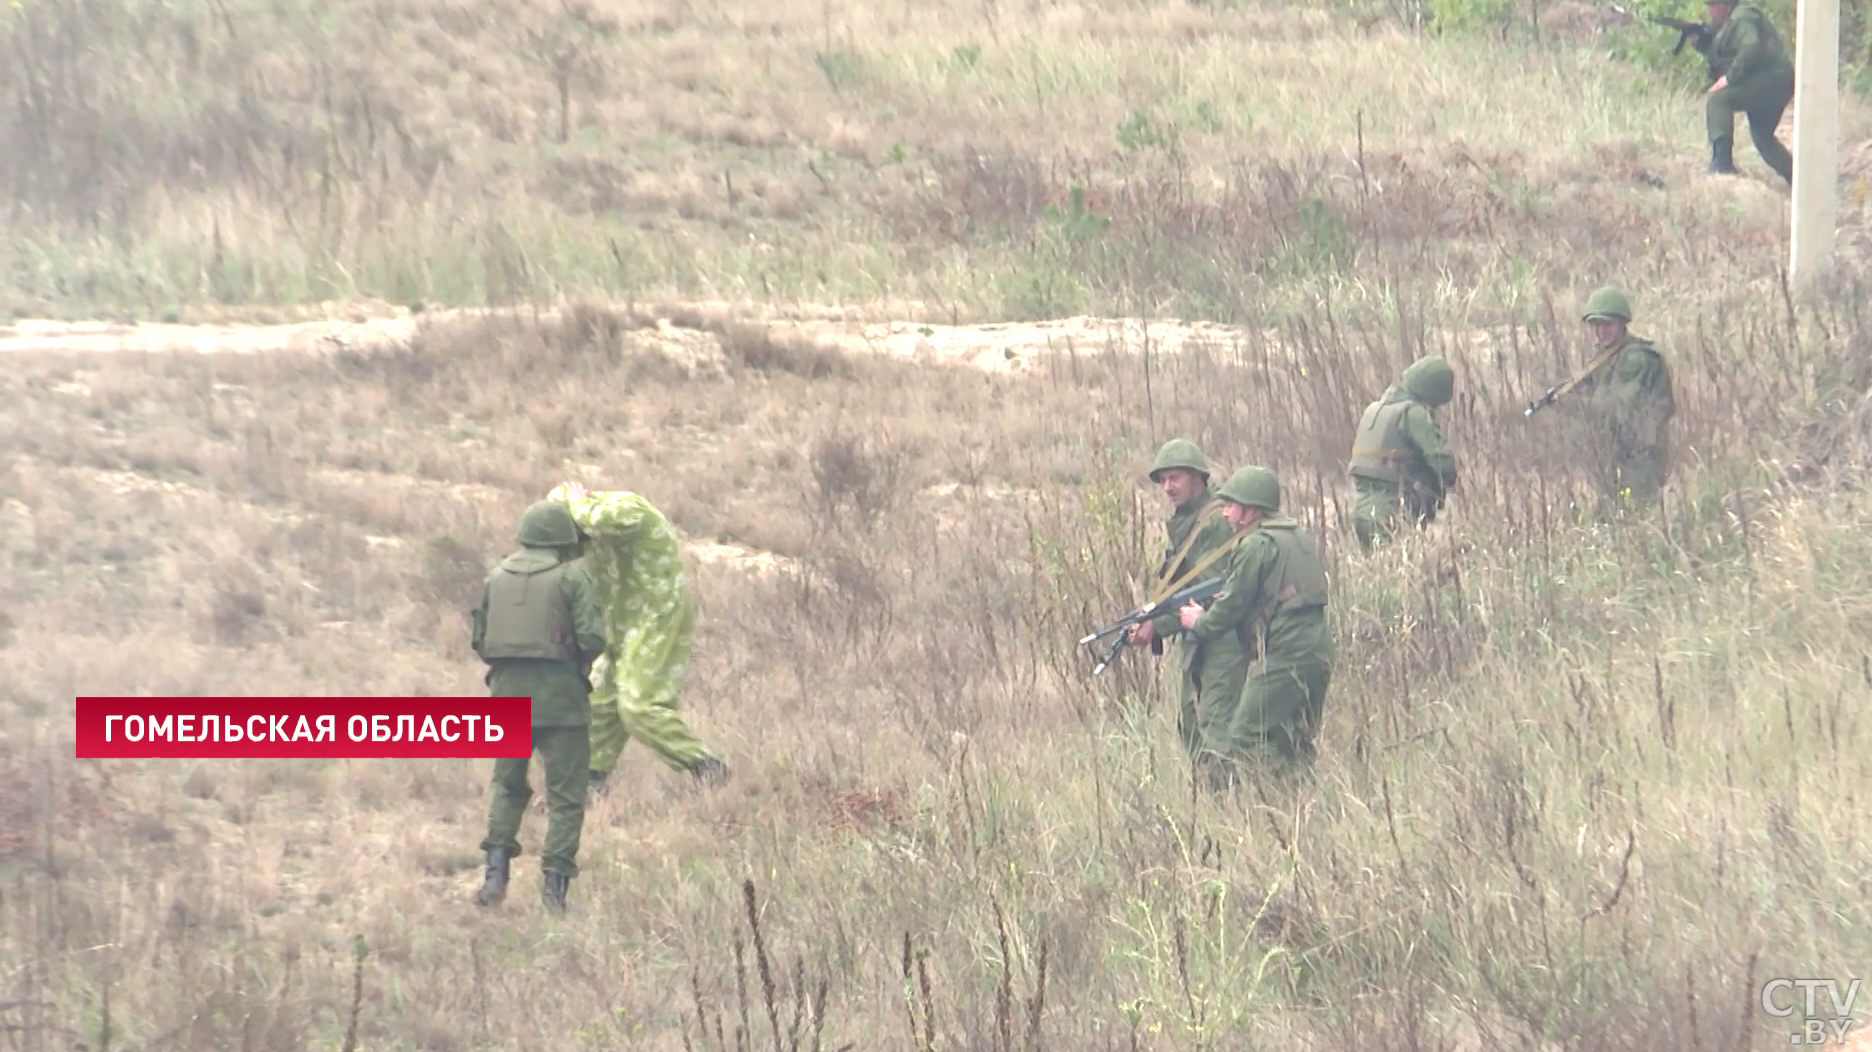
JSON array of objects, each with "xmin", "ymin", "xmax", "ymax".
[
  {"xmin": 1347, "ymin": 356, "xmax": 1458, "ymax": 551},
  {"xmin": 546, "ymin": 485, "xmax": 725, "ymax": 787},
  {"xmin": 1574, "ymin": 289, "xmax": 1677, "ymax": 504},
  {"xmin": 472, "ymin": 500, "xmax": 607, "ymax": 911},
  {"xmin": 1142, "ymin": 440, "xmax": 1237, "ymax": 763},
  {"xmin": 1185, "ymin": 468, "xmax": 1334, "ymax": 788},
  {"xmin": 1702, "ymin": 2, "xmax": 1794, "ymax": 182}
]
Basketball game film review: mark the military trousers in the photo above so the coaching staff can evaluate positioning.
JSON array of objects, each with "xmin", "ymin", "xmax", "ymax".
[
  {"xmin": 1202, "ymin": 659, "xmax": 1333, "ymax": 790},
  {"xmin": 1351, "ymin": 479, "xmax": 1438, "ymax": 553},
  {"xmin": 480, "ymin": 725, "xmax": 591, "ymax": 879},
  {"xmin": 1601, "ymin": 441, "xmax": 1669, "ymax": 506},
  {"xmin": 587, "ymin": 690, "xmax": 715, "ymax": 776},
  {"xmin": 1180, "ymin": 642, "xmax": 1252, "ymax": 774},
  {"xmin": 1707, "ymin": 71, "xmax": 1793, "ymax": 182}
]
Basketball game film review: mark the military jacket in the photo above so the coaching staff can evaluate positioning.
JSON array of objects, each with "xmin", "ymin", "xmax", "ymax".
[
  {"xmin": 1189, "ymin": 517, "xmax": 1334, "ymax": 670},
  {"xmin": 1707, "ymin": 3, "xmax": 1792, "ymax": 89},
  {"xmin": 1347, "ymin": 387, "xmax": 1457, "ymax": 498}
]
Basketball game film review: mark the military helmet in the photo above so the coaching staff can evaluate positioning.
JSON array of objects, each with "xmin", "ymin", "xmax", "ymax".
[
  {"xmin": 1216, "ymin": 466, "xmax": 1281, "ymax": 512},
  {"xmin": 1402, "ymin": 355, "xmax": 1456, "ymax": 407},
  {"xmin": 1581, "ymin": 286, "xmax": 1633, "ymax": 323},
  {"xmin": 1149, "ymin": 438, "xmax": 1211, "ymax": 483},
  {"xmin": 516, "ymin": 500, "xmax": 581, "ymax": 548}
]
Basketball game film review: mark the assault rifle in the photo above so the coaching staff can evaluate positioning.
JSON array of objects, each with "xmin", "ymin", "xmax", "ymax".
[
  {"xmin": 1609, "ymin": 4, "xmax": 1712, "ymax": 55},
  {"xmin": 1526, "ymin": 345, "xmax": 1623, "ymax": 417},
  {"xmin": 1079, "ymin": 576, "xmax": 1226, "ymax": 676}
]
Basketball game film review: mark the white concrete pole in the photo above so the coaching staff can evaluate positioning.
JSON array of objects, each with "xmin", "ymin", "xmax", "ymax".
[{"xmin": 1788, "ymin": 0, "xmax": 1840, "ymax": 295}]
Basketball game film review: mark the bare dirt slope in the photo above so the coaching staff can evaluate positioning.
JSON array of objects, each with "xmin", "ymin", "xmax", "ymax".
[{"xmin": 0, "ymin": 300, "xmax": 1275, "ymax": 375}]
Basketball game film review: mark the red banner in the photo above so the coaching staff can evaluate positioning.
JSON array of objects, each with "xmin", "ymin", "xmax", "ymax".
[{"xmin": 74, "ymin": 697, "xmax": 534, "ymax": 758}]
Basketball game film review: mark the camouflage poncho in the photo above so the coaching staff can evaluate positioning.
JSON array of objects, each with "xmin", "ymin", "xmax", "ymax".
[{"xmin": 546, "ymin": 484, "xmax": 715, "ymax": 773}]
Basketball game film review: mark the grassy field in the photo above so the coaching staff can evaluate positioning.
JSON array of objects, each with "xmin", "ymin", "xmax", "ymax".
[{"xmin": 5, "ymin": 0, "xmax": 1872, "ymax": 1048}]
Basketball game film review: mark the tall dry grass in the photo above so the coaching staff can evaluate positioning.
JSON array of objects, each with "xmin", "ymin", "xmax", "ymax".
[
  {"xmin": 5, "ymin": 0, "xmax": 1868, "ymax": 321},
  {"xmin": 4, "ymin": 0, "xmax": 1872, "ymax": 1047},
  {"xmin": 2, "ymin": 257, "xmax": 1870, "ymax": 1048}
]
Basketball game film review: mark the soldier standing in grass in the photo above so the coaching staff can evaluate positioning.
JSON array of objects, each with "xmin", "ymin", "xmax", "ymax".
[
  {"xmin": 1346, "ymin": 355, "xmax": 1459, "ymax": 551},
  {"xmin": 1128, "ymin": 440, "xmax": 1238, "ymax": 764},
  {"xmin": 1179, "ymin": 467, "xmax": 1334, "ymax": 788},
  {"xmin": 1696, "ymin": 0, "xmax": 1794, "ymax": 183},
  {"xmin": 547, "ymin": 482, "xmax": 730, "ymax": 792},
  {"xmin": 470, "ymin": 499, "xmax": 608, "ymax": 915},
  {"xmin": 1570, "ymin": 287, "xmax": 1677, "ymax": 505}
]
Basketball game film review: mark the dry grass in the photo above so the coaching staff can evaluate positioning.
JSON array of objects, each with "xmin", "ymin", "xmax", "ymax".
[
  {"xmin": 2, "ymin": 274, "xmax": 1870, "ymax": 1049},
  {"xmin": 5, "ymin": 0, "xmax": 1872, "ymax": 1048},
  {"xmin": 6, "ymin": 0, "xmax": 1872, "ymax": 322}
]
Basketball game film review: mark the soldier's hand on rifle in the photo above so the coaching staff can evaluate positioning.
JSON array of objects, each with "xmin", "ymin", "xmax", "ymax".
[
  {"xmin": 1707, "ymin": 74, "xmax": 1728, "ymax": 93},
  {"xmin": 1178, "ymin": 601, "xmax": 1204, "ymax": 630},
  {"xmin": 1128, "ymin": 620, "xmax": 1156, "ymax": 646}
]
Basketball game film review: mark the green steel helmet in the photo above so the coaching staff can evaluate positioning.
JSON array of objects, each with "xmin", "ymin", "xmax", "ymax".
[
  {"xmin": 1402, "ymin": 355, "xmax": 1456, "ymax": 407},
  {"xmin": 516, "ymin": 500, "xmax": 581, "ymax": 548},
  {"xmin": 1216, "ymin": 466, "xmax": 1281, "ymax": 512},
  {"xmin": 1149, "ymin": 438, "xmax": 1211, "ymax": 483},
  {"xmin": 1582, "ymin": 286, "xmax": 1633, "ymax": 323}
]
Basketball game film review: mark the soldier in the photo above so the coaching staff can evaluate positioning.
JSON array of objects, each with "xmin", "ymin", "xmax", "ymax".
[
  {"xmin": 1346, "ymin": 355, "xmax": 1459, "ymax": 551},
  {"xmin": 1700, "ymin": 0, "xmax": 1794, "ymax": 183},
  {"xmin": 1128, "ymin": 440, "xmax": 1237, "ymax": 764},
  {"xmin": 548, "ymin": 483, "xmax": 730, "ymax": 793},
  {"xmin": 1572, "ymin": 287, "xmax": 1677, "ymax": 504},
  {"xmin": 470, "ymin": 499, "xmax": 608, "ymax": 915},
  {"xmin": 1179, "ymin": 467, "xmax": 1334, "ymax": 788}
]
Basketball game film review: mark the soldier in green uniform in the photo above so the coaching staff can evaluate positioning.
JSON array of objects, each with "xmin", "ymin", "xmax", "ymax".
[
  {"xmin": 1179, "ymin": 467, "xmax": 1334, "ymax": 788},
  {"xmin": 1128, "ymin": 440, "xmax": 1237, "ymax": 763},
  {"xmin": 1346, "ymin": 355, "xmax": 1459, "ymax": 551},
  {"xmin": 470, "ymin": 500, "xmax": 608, "ymax": 914},
  {"xmin": 1699, "ymin": 0, "xmax": 1794, "ymax": 183},
  {"xmin": 1571, "ymin": 287, "xmax": 1677, "ymax": 504}
]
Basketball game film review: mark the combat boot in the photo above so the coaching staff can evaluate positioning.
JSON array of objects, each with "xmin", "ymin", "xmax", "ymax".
[
  {"xmin": 542, "ymin": 870, "xmax": 572, "ymax": 914},
  {"xmin": 690, "ymin": 756, "xmax": 732, "ymax": 787},
  {"xmin": 473, "ymin": 847, "xmax": 512, "ymax": 907},
  {"xmin": 587, "ymin": 769, "xmax": 610, "ymax": 798},
  {"xmin": 1708, "ymin": 137, "xmax": 1737, "ymax": 175}
]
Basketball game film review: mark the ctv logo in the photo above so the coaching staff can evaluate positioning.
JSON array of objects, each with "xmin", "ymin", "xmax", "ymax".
[{"xmin": 1761, "ymin": 979, "xmax": 1863, "ymax": 1045}]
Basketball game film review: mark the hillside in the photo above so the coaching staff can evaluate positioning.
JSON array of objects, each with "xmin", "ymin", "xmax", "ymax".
[{"xmin": 4, "ymin": 0, "xmax": 1872, "ymax": 1049}]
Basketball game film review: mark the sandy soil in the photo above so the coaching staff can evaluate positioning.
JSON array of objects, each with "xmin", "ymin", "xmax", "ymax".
[{"xmin": 0, "ymin": 302, "xmax": 1273, "ymax": 375}]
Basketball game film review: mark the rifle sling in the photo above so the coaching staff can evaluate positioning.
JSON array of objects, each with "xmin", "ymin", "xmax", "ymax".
[
  {"xmin": 1554, "ymin": 343, "xmax": 1623, "ymax": 401},
  {"xmin": 1149, "ymin": 523, "xmax": 1248, "ymax": 608},
  {"xmin": 1149, "ymin": 501, "xmax": 1227, "ymax": 601}
]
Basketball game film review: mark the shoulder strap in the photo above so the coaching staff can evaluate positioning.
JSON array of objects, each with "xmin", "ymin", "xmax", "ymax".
[
  {"xmin": 1151, "ymin": 500, "xmax": 1226, "ymax": 594},
  {"xmin": 1149, "ymin": 514, "xmax": 1248, "ymax": 605}
]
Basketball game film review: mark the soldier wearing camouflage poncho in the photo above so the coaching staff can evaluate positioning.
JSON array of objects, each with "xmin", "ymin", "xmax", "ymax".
[
  {"xmin": 547, "ymin": 482, "xmax": 729, "ymax": 790},
  {"xmin": 1178, "ymin": 467, "xmax": 1334, "ymax": 788},
  {"xmin": 1128, "ymin": 440, "xmax": 1237, "ymax": 765}
]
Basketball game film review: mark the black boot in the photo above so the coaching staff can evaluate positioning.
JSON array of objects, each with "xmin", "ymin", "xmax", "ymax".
[
  {"xmin": 542, "ymin": 870, "xmax": 571, "ymax": 914},
  {"xmin": 690, "ymin": 756, "xmax": 731, "ymax": 787},
  {"xmin": 473, "ymin": 847, "xmax": 512, "ymax": 907},
  {"xmin": 1708, "ymin": 137, "xmax": 1737, "ymax": 175},
  {"xmin": 587, "ymin": 769, "xmax": 609, "ymax": 798}
]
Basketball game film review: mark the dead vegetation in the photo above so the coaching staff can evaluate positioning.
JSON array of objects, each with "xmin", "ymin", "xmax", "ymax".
[
  {"xmin": 3, "ymin": 0, "xmax": 1872, "ymax": 1048},
  {"xmin": 1, "ymin": 261, "xmax": 1870, "ymax": 1046}
]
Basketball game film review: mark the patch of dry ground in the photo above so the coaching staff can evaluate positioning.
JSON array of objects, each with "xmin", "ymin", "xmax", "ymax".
[{"xmin": 0, "ymin": 299, "xmax": 1280, "ymax": 376}]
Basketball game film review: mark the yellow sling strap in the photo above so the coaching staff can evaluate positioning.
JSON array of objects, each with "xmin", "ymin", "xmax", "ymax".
[
  {"xmin": 1148, "ymin": 508, "xmax": 1249, "ymax": 605},
  {"xmin": 1151, "ymin": 501, "xmax": 1225, "ymax": 594},
  {"xmin": 1550, "ymin": 343, "xmax": 1624, "ymax": 402}
]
